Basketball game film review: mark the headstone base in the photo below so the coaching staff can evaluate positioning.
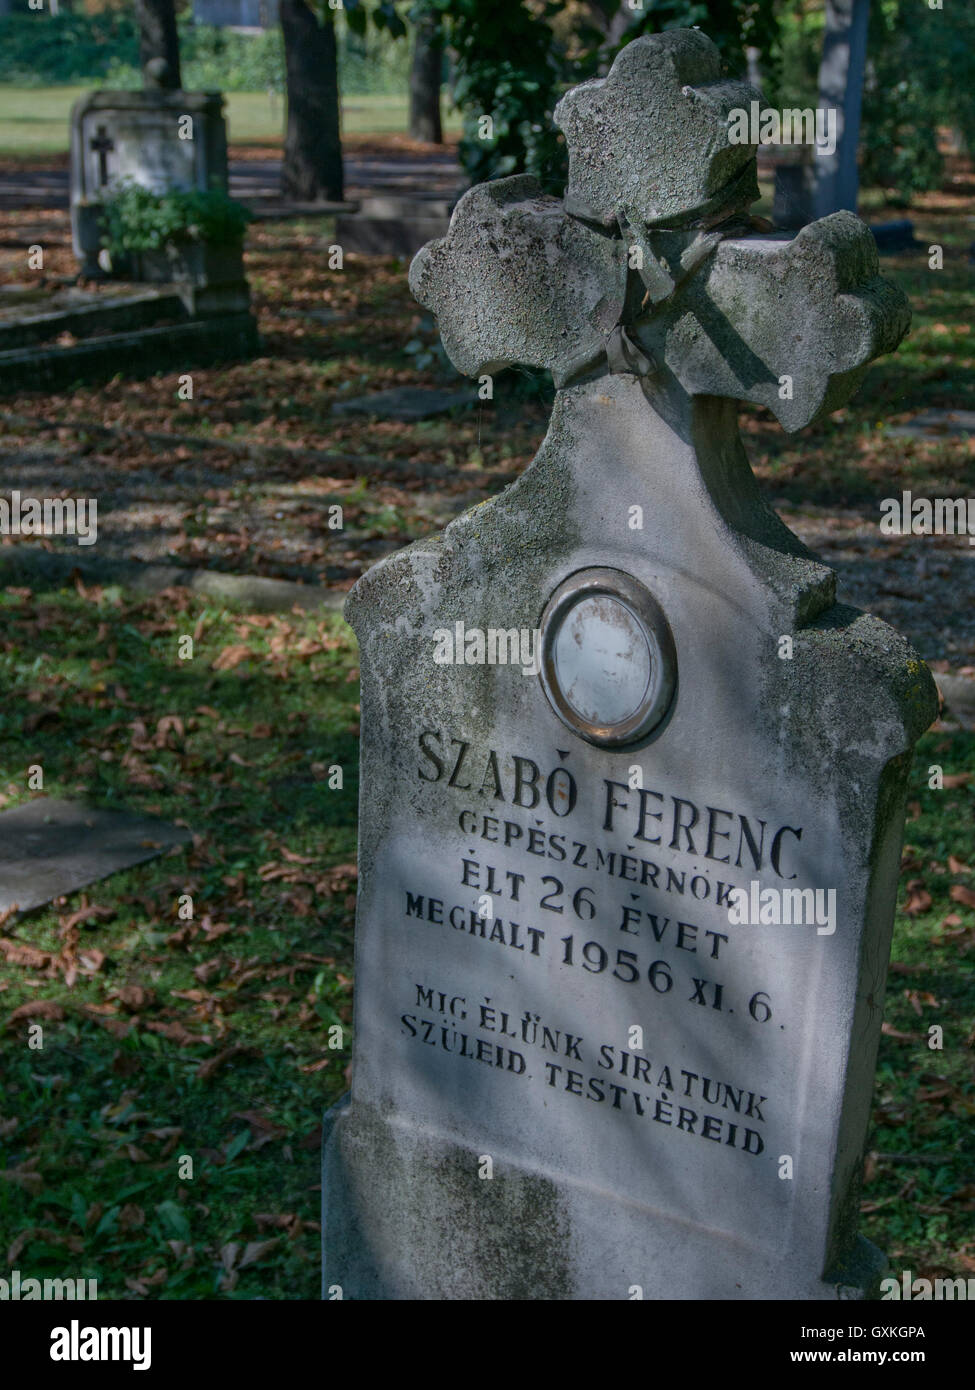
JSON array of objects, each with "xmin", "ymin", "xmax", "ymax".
[{"xmin": 322, "ymin": 1098, "xmax": 887, "ymax": 1300}]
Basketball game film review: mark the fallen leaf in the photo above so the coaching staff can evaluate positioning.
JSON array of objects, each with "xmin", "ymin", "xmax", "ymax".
[
  {"xmin": 111, "ymin": 986, "xmax": 155, "ymax": 1013},
  {"xmin": 212, "ymin": 644, "xmax": 255, "ymax": 672},
  {"xmin": 196, "ymin": 1045, "xmax": 251, "ymax": 1082},
  {"xmin": 0, "ymin": 937, "xmax": 52, "ymax": 969},
  {"xmin": 0, "ymin": 1165, "xmax": 43, "ymax": 1190},
  {"xmin": 904, "ymin": 989, "xmax": 939, "ymax": 1015},
  {"xmin": 238, "ymin": 1238, "xmax": 279, "ymax": 1270},
  {"xmin": 5, "ymin": 1000, "xmax": 65, "ymax": 1028},
  {"xmin": 143, "ymin": 1020, "xmax": 210, "ymax": 1047},
  {"xmin": 59, "ymin": 902, "xmax": 115, "ymax": 932},
  {"xmin": 881, "ymin": 1021, "xmax": 922, "ymax": 1042},
  {"xmin": 903, "ymin": 880, "xmax": 933, "ymax": 916},
  {"xmin": 154, "ymin": 714, "xmax": 185, "ymax": 747},
  {"xmin": 118, "ymin": 1204, "xmax": 146, "ymax": 1231}
]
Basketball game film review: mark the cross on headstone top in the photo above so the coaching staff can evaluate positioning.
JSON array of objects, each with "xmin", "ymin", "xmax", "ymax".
[
  {"xmin": 554, "ymin": 27, "xmax": 762, "ymax": 230},
  {"xmin": 411, "ymin": 32, "xmax": 910, "ymax": 436},
  {"xmin": 89, "ymin": 125, "xmax": 115, "ymax": 187}
]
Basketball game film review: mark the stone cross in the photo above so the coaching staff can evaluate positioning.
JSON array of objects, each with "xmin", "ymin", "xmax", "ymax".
[
  {"xmin": 323, "ymin": 29, "xmax": 937, "ymax": 1301},
  {"xmin": 89, "ymin": 125, "xmax": 115, "ymax": 188}
]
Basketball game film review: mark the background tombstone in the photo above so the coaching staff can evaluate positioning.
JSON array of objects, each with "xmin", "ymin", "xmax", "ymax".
[
  {"xmin": 323, "ymin": 30, "xmax": 937, "ymax": 1300},
  {"xmin": 334, "ymin": 195, "xmax": 451, "ymax": 260},
  {"xmin": 772, "ymin": 157, "xmax": 815, "ymax": 230},
  {"xmin": 70, "ymin": 89, "xmax": 229, "ymax": 277}
]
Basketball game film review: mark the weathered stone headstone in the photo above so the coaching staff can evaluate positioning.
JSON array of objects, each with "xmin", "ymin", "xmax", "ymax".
[
  {"xmin": 887, "ymin": 408, "xmax": 975, "ymax": 439},
  {"xmin": 323, "ymin": 30, "xmax": 937, "ymax": 1300},
  {"xmin": 70, "ymin": 90, "xmax": 229, "ymax": 277}
]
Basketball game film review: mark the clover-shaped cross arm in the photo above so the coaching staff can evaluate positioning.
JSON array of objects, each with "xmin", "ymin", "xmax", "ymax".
[
  {"xmin": 409, "ymin": 176, "xmax": 628, "ymax": 384},
  {"xmin": 633, "ymin": 210, "xmax": 911, "ymax": 431}
]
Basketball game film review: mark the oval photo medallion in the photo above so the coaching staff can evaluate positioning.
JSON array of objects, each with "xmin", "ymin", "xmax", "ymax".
[{"xmin": 539, "ymin": 568, "xmax": 677, "ymax": 747}]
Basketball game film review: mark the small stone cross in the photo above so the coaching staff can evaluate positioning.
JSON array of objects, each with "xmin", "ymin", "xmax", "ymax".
[
  {"xmin": 411, "ymin": 28, "xmax": 909, "ymax": 436},
  {"xmin": 89, "ymin": 125, "xmax": 115, "ymax": 187}
]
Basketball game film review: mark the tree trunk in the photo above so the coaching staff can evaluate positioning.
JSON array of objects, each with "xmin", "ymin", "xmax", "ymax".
[
  {"xmin": 409, "ymin": 7, "xmax": 443, "ymax": 145},
  {"xmin": 812, "ymin": 0, "xmax": 871, "ymax": 217},
  {"xmin": 280, "ymin": 0, "xmax": 344, "ymax": 203},
  {"xmin": 135, "ymin": 0, "xmax": 182, "ymax": 90}
]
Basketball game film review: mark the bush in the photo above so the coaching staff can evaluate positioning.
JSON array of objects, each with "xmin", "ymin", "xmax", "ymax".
[
  {"xmin": 0, "ymin": 11, "xmax": 140, "ymax": 85},
  {"xmin": 98, "ymin": 181, "xmax": 253, "ymax": 255},
  {"xmin": 859, "ymin": 0, "xmax": 974, "ymax": 203}
]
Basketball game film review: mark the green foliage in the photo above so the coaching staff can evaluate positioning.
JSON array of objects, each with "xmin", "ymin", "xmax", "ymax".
[
  {"xmin": 334, "ymin": 18, "xmax": 412, "ymax": 96},
  {"xmin": 774, "ymin": 0, "xmax": 975, "ymax": 205},
  {"xmin": 98, "ymin": 182, "xmax": 253, "ymax": 255},
  {"xmin": 0, "ymin": 586, "xmax": 360, "ymax": 1300},
  {"xmin": 595, "ymin": 0, "xmax": 779, "ymax": 81},
  {"xmin": 768, "ymin": 2, "xmax": 822, "ymax": 111},
  {"xmin": 345, "ymin": 0, "xmax": 407, "ymax": 42},
  {"xmin": 859, "ymin": 0, "xmax": 975, "ymax": 203},
  {"xmin": 430, "ymin": 0, "xmax": 567, "ymax": 193},
  {"xmin": 0, "ymin": 11, "xmax": 409, "ymax": 97},
  {"xmin": 0, "ymin": 10, "xmax": 139, "ymax": 85},
  {"xmin": 427, "ymin": 0, "xmax": 782, "ymax": 195}
]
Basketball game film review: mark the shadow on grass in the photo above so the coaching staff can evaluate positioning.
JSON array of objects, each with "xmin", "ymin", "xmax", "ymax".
[{"xmin": 0, "ymin": 577, "xmax": 361, "ymax": 1298}]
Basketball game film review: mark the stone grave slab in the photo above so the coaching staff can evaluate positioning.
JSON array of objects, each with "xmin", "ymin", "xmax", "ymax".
[
  {"xmin": 332, "ymin": 386, "xmax": 473, "ymax": 422},
  {"xmin": 0, "ymin": 311, "xmax": 259, "ymax": 396},
  {"xmin": 0, "ymin": 283, "xmax": 186, "ymax": 353},
  {"xmin": 868, "ymin": 221, "xmax": 919, "ymax": 254},
  {"xmin": 322, "ymin": 29, "xmax": 937, "ymax": 1301},
  {"xmin": 0, "ymin": 798, "xmax": 192, "ymax": 916},
  {"xmin": 887, "ymin": 409, "xmax": 975, "ymax": 440},
  {"xmin": 335, "ymin": 196, "xmax": 451, "ymax": 258}
]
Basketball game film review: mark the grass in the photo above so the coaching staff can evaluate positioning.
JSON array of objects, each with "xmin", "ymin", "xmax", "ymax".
[
  {"xmin": 0, "ymin": 87, "xmax": 462, "ymax": 158},
  {"xmin": 0, "ymin": 590, "xmax": 359, "ymax": 1298},
  {"xmin": 859, "ymin": 736, "xmax": 975, "ymax": 1278}
]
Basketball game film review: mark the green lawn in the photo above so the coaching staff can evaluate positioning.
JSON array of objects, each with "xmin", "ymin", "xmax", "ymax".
[
  {"xmin": 0, "ymin": 593, "xmax": 360, "ymax": 1298},
  {"xmin": 0, "ymin": 86, "xmax": 460, "ymax": 157}
]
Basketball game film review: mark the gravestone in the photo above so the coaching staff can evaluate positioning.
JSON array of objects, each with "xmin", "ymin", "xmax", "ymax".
[
  {"xmin": 70, "ymin": 90, "xmax": 229, "ymax": 277},
  {"xmin": 772, "ymin": 161, "xmax": 814, "ymax": 230},
  {"xmin": 323, "ymin": 30, "xmax": 937, "ymax": 1300}
]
